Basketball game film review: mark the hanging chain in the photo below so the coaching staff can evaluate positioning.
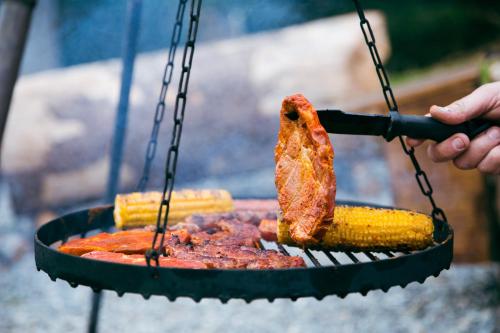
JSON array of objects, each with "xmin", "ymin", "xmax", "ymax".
[
  {"xmin": 136, "ymin": 0, "xmax": 189, "ymax": 192},
  {"xmin": 146, "ymin": 0, "xmax": 202, "ymax": 269},
  {"xmin": 352, "ymin": 0, "xmax": 447, "ymax": 226}
]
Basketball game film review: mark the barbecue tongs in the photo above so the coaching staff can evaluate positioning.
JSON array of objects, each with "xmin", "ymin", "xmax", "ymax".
[{"xmin": 315, "ymin": 109, "xmax": 494, "ymax": 142}]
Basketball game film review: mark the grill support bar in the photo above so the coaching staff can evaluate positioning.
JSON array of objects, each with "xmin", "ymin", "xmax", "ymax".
[
  {"xmin": 0, "ymin": 0, "xmax": 36, "ymax": 165},
  {"xmin": 89, "ymin": 1, "xmax": 143, "ymax": 333}
]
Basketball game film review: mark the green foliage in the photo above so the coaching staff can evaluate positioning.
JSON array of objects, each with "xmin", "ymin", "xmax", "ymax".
[{"xmin": 289, "ymin": 0, "xmax": 500, "ymax": 71}]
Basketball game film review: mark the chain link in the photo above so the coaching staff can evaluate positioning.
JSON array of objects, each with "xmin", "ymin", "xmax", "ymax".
[
  {"xmin": 352, "ymin": 0, "xmax": 447, "ymax": 226},
  {"xmin": 146, "ymin": 0, "xmax": 202, "ymax": 270},
  {"xmin": 136, "ymin": 0, "xmax": 189, "ymax": 192}
]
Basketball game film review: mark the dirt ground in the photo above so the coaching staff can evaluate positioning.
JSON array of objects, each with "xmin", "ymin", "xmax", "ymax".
[
  {"xmin": 1, "ymin": 254, "xmax": 498, "ymax": 333},
  {"xmin": 0, "ymin": 174, "xmax": 498, "ymax": 333}
]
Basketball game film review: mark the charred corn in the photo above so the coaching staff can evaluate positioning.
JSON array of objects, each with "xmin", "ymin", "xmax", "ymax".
[
  {"xmin": 114, "ymin": 189, "xmax": 234, "ymax": 229},
  {"xmin": 278, "ymin": 206, "xmax": 434, "ymax": 250}
]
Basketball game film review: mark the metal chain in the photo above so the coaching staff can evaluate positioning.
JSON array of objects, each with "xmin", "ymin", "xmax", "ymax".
[
  {"xmin": 146, "ymin": 0, "xmax": 202, "ymax": 270},
  {"xmin": 352, "ymin": 0, "xmax": 447, "ymax": 226},
  {"xmin": 136, "ymin": 0, "xmax": 189, "ymax": 192}
]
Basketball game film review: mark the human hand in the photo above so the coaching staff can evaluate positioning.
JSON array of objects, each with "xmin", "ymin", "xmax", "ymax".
[{"xmin": 406, "ymin": 82, "xmax": 500, "ymax": 175}]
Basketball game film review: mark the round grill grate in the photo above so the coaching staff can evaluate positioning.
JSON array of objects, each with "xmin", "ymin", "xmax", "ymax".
[{"xmin": 34, "ymin": 201, "xmax": 453, "ymax": 303}]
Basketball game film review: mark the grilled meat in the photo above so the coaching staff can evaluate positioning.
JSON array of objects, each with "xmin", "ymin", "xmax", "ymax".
[
  {"xmin": 58, "ymin": 229, "xmax": 190, "ymax": 256},
  {"xmin": 168, "ymin": 222, "xmax": 201, "ymax": 233},
  {"xmin": 190, "ymin": 231, "xmax": 256, "ymax": 247},
  {"xmin": 246, "ymin": 256, "xmax": 305, "ymax": 269},
  {"xmin": 186, "ymin": 208, "xmax": 277, "ymax": 227},
  {"xmin": 258, "ymin": 219, "xmax": 278, "ymax": 242},
  {"xmin": 165, "ymin": 251, "xmax": 246, "ymax": 269},
  {"xmin": 275, "ymin": 94, "xmax": 336, "ymax": 244},
  {"xmin": 190, "ymin": 219, "xmax": 261, "ymax": 247},
  {"xmin": 215, "ymin": 219, "xmax": 260, "ymax": 245},
  {"xmin": 61, "ymin": 211, "xmax": 306, "ymax": 269},
  {"xmin": 166, "ymin": 243, "xmax": 305, "ymax": 269},
  {"xmin": 82, "ymin": 251, "xmax": 207, "ymax": 269}
]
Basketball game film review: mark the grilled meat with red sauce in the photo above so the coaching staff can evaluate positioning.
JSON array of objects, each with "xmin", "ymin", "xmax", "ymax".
[
  {"xmin": 167, "ymin": 251, "xmax": 246, "ymax": 269},
  {"xmin": 58, "ymin": 229, "xmax": 190, "ymax": 256},
  {"xmin": 166, "ymin": 244, "xmax": 305, "ymax": 269},
  {"xmin": 60, "ymin": 210, "xmax": 306, "ymax": 269},
  {"xmin": 82, "ymin": 251, "xmax": 207, "ymax": 268},
  {"xmin": 275, "ymin": 94, "xmax": 336, "ymax": 244}
]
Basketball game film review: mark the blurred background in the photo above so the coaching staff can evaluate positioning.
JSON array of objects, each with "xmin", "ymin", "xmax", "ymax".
[
  {"xmin": 18, "ymin": 0, "xmax": 500, "ymax": 74},
  {"xmin": 0, "ymin": 0, "xmax": 499, "ymax": 332}
]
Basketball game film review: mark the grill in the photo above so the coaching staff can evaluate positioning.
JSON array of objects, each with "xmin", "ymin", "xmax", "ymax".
[
  {"xmin": 33, "ymin": 0, "xmax": 455, "ymax": 331},
  {"xmin": 35, "ymin": 201, "xmax": 453, "ymax": 302}
]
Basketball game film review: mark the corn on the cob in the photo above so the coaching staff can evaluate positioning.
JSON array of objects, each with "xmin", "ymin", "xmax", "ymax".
[
  {"xmin": 277, "ymin": 206, "xmax": 434, "ymax": 251},
  {"xmin": 114, "ymin": 189, "xmax": 234, "ymax": 229}
]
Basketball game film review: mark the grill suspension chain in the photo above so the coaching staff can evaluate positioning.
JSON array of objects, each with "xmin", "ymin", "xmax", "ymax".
[
  {"xmin": 136, "ymin": 0, "xmax": 189, "ymax": 192},
  {"xmin": 352, "ymin": 0, "xmax": 448, "ymax": 230},
  {"xmin": 146, "ymin": 0, "xmax": 203, "ymax": 270}
]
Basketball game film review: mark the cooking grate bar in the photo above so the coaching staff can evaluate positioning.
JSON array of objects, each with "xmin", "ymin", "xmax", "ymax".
[
  {"xmin": 323, "ymin": 251, "xmax": 341, "ymax": 265},
  {"xmin": 345, "ymin": 251, "xmax": 360, "ymax": 263},
  {"xmin": 276, "ymin": 244, "xmax": 290, "ymax": 256},
  {"xmin": 383, "ymin": 251, "xmax": 394, "ymax": 258},
  {"xmin": 364, "ymin": 252, "xmax": 379, "ymax": 261},
  {"xmin": 303, "ymin": 249, "xmax": 322, "ymax": 267}
]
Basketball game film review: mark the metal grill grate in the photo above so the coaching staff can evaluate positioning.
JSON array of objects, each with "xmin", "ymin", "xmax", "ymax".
[
  {"xmin": 258, "ymin": 239, "xmax": 421, "ymax": 268},
  {"xmin": 60, "ymin": 215, "xmax": 433, "ymax": 270},
  {"xmin": 35, "ymin": 205, "xmax": 453, "ymax": 303}
]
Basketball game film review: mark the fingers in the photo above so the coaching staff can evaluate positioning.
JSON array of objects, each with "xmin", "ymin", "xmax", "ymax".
[
  {"xmin": 423, "ymin": 126, "xmax": 500, "ymax": 175},
  {"xmin": 406, "ymin": 137, "xmax": 424, "ymax": 148},
  {"xmin": 406, "ymin": 113, "xmax": 431, "ymax": 147},
  {"xmin": 430, "ymin": 82, "xmax": 500, "ymax": 125},
  {"xmin": 408, "ymin": 82, "xmax": 500, "ymax": 175},
  {"xmin": 477, "ymin": 146, "xmax": 500, "ymax": 175},
  {"xmin": 453, "ymin": 126, "xmax": 500, "ymax": 170},
  {"xmin": 427, "ymin": 133, "xmax": 470, "ymax": 162}
]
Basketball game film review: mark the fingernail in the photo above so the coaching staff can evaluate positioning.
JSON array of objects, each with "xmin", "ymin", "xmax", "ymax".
[
  {"xmin": 487, "ymin": 127, "xmax": 500, "ymax": 140},
  {"xmin": 441, "ymin": 103, "xmax": 463, "ymax": 113},
  {"xmin": 452, "ymin": 137, "xmax": 466, "ymax": 151},
  {"xmin": 438, "ymin": 106, "xmax": 452, "ymax": 112}
]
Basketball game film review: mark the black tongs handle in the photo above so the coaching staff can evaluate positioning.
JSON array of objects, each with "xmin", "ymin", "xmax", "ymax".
[{"xmin": 386, "ymin": 111, "xmax": 494, "ymax": 142}]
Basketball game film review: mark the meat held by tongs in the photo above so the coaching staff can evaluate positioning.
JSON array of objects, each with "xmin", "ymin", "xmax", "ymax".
[{"xmin": 274, "ymin": 94, "xmax": 336, "ymax": 244}]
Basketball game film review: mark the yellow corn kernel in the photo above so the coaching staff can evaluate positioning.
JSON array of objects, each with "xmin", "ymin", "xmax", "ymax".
[
  {"xmin": 114, "ymin": 189, "xmax": 234, "ymax": 229},
  {"xmin": 277, "ymin": 206, "xmax": 434, "ymax": 251}
]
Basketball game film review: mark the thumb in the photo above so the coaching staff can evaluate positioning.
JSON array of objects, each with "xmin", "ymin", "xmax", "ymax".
[{"xmin": 430, "ymin": 82, "xmax": 500, "ymax": 125}]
